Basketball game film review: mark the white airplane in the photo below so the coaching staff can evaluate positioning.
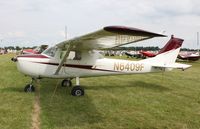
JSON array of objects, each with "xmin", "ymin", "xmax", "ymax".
[{"xmin": 12, "ymin": 26, "xmax": 191, "ymax": 96}]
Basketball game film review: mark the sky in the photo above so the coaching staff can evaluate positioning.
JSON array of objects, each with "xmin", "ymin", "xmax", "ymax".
[{"xmin": 0, "ymin": 0, "xmax": 200, "ymax": 49}]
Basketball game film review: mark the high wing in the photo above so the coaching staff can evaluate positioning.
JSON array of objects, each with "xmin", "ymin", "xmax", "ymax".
[
  {"xmin": 54, "ymin": 26, "xmax": 166, "ymax": 74},
  {"xmin": 56, "ymin": 26, "xmax": 166, "ymax": 51}
]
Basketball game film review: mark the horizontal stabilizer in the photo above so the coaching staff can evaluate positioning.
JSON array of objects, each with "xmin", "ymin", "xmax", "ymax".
[{"xmin": 152, "ymin": 63, "xmax": 191, "ymax": 70}]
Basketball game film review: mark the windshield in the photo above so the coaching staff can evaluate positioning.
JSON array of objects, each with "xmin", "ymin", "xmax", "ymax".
[
  {"xmin": 33, "ymin": 46, "xmax": 40, "ymax": 52},
  {"xmin": 42, "ymin": 47, "xmax": 56, "ymax": 57}
]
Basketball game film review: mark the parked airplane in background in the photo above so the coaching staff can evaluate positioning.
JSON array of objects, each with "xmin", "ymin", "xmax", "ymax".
[
  {"xmin": 22, "ymin": 45, "xmax": 48, "ymax": 54},
  {"xmin": 125, "ymin": 51, "xmax": 141, "ymax": 58},
  {"xmin": 140, "ymin": 35, "xmax": 182, "ymax": 58},
  {"xmin": 11, "ymin": 26, "xmax": 191, "ymax": 96},
  {"xmin": 178, "ymin": 52, "xmax": 200, "ymax": 61},
  {"xmin": 125, "ymin": 35, "xmax": 182, "ymax": 58}
]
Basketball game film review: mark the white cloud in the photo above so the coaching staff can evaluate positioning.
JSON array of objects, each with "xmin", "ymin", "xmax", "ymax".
[
  {"xmin": 0, "ymin": 0, "xmax": 200, "ymax": 48},
  {"xmin": 6, "ymin": 31, "xmax": 25, "ymax": 38}
]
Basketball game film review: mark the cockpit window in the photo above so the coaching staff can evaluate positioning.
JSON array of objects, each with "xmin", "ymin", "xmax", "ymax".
[
  {"xmin": 42, "ymin": 47, "xmax": 56, "ymax": 57},
  {"xmin": 34, "ymin": 47, "xmax": 40, "ymax": 52}
]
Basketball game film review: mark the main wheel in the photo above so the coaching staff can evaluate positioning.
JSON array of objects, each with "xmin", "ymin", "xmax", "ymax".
[
  {"xmin": 71, "ymin": 86, "xmax": 84, "ymax": 96},
  {"xmin": 24, "ymin": 84, "xmax": 35, "ymax": 92},
  {"xmin": 61, "ymin": 79, "xmax": 72, "ymax": 87}
]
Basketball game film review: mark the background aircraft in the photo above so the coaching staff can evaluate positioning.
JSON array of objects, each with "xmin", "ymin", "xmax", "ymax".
[
  {"xmin": 178, "ymin": 52, "xmax": 200, "ymax": 61},
  {"xmin": 125, "ymin": 51, "xmax": 142, "ymax": 58},
  {"xmin": 125, "ymin": 35, "xmax": 182, "ymax": 58},
  {"xmin": 12, "ymin": 26, "xmax": 191, "ymax": 96},
  {"xmin": 21, "ymin": 45, "xmax": 48, "ymax": 54}
]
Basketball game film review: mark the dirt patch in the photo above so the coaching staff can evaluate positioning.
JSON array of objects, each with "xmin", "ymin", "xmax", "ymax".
[{"xmin": 31, "ymin": 80, "xmax": 40, "ymax": 129}]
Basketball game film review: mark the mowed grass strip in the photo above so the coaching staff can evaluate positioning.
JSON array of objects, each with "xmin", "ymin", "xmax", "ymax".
[
  {"xmin": 39, "ymin": 58, "xmax": 200, "ymax": 129},
  {"xmin": 0, "ymin": 54, "xmax": 34, "ymax": 129}
]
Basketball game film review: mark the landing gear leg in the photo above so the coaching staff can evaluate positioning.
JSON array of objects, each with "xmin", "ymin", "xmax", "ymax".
[
  {"xmin": 71, "ymin": 77, "xmax": 84, "ymax": 96},
  {"xmin": 24, "ymin": 78, "xmax": 35, "ymax": 92}
]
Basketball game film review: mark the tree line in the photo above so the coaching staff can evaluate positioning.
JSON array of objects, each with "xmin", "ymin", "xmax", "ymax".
[
  {"xmin": 0, "ymin": 46, "xmax": 198, "ymax": 51},
  {"xmin": 0, "ymin": 46, "xmax": 37, "ymax": 50},
  {"xmin": 112, "ymin": 46, "xmax": 198, "ymax": 51}
]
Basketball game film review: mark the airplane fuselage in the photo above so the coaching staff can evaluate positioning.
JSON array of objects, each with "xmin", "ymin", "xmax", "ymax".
[{"xmin": 15, "ymin": 53, "xmax": 163, "ymax": 79}]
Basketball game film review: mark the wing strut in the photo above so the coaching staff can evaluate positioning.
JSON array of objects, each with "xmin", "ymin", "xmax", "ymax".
[{"xmin": 54, "ymin": 44, "xmax": 71, "ymax": 75}]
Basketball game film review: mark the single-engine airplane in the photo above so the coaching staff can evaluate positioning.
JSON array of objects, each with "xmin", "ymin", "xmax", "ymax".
[
  {"xmin": 21, "ymin": 45, "xmax": 48, "ymax": 54},
  {"xmin": 12, "ymin": 26, "xmax": 191, "ymax": 96},
  {"xmin": 178, "ymin": 52, "xmax": 200, "ymax": 61},
  {"xmin": 125, "ymin": 51, "xmax": 142, "ymax": 58}
]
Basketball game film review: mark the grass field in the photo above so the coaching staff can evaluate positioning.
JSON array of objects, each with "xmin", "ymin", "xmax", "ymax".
[
  {"xmin": 0, "ymin": 54, "xmax": 34, "ymax": 129},
  {"xmin": 0, "ymin": 54, "xmax": 200, "ymax": 129}
]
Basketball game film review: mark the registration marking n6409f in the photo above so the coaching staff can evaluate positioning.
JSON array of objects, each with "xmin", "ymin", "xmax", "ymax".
[{"xmin": 114, "ymin": 62, "xmax": 144, "ymax": 72}]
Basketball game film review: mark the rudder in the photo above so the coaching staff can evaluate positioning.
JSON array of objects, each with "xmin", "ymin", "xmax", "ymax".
[{"xmin": 158, "ymin": 35, "xmax": 183, "ymax": 54}]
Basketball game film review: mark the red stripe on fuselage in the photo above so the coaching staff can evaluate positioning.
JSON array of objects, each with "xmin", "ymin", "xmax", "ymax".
[
  {"xmin": 33, "ymin": 62, "xmax": 118, "ymax": 72},
  {"xmin": 37, "ymin": 62, "xmax": 93, "ymax": 69},
  {"xmin": 17, "ymin": 54, "xmax": 49, "ymax": 58}
]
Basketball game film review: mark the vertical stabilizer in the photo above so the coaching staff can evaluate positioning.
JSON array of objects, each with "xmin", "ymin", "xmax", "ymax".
[
  {"xmin": 141, "ymin": 36, "xmax": 184, "ymax": 66},
  {"xmin": 158, "ymin": 35, "xmax": 183, "ymax": 54}
]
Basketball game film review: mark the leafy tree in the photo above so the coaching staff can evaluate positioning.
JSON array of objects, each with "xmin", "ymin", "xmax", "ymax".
[{"xmin": 15, "ymin": 46, "xmax": 21, "ymax": 50}]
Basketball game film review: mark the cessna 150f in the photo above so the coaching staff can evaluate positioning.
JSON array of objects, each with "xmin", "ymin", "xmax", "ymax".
[{"xmin": 12, "ymin": 26, "xmax": 191, "ymax": 96}]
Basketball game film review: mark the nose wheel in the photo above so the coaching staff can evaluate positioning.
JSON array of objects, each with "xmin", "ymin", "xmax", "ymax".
[
  {"xmin": 24, "ymin": 84, "xmax": 35, "ymax": 92},
  {"xmin": 24, "ymin": 78, "xmax": 35, "ymax": 92},
  {"xmin": 61, "ymin": 79, "xmax": 72, "ymax": 87}
]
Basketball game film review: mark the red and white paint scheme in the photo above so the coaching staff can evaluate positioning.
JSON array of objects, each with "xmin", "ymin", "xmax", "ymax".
[
  {"xmin": 22, "ymin": 45, "xmax": 48, "ymax": 54},
  {"xmin": 178, "ymin": 52, "xmax": 200, "ymax": 61},
  {"xmin": 12, "ymin": 26, "xmax": 191, "ymax": 96},
  {"xmin": 140, "ymin": 35, "xmax": 183, "ymax": 57}
]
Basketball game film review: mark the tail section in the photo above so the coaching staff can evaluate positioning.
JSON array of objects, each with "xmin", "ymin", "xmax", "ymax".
[
  {"xmin": 158, "ymin": 35, "xmax": 183, "ymax": 54},
  {"xmin": 141, "ymin": 36, "xmax": 191, "ymax": 70},
  {"xmin": 139, "ymin": 35, "xmax": 183, "ymax": 58},
  {"xmin": 142, "ymin": 47, "xmax": 181, "ymax": 65}
]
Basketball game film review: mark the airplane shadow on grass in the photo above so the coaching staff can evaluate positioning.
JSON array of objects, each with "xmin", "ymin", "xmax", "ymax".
[
  {"xmin": 1, "ymin": 86, "xmax": 24, "ymax": 93},
  {"xmin": 38, "ymin": 79, "xmax": 170, "ymax": 128},
  {"xmin": 85, "ymin": 81, "xmax": 171, "ymax": 92},
  {"xmin": 39, "ymin": 80, "xmax": 104, "ymax": 128}
]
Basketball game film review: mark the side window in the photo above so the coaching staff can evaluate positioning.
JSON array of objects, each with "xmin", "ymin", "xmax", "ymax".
[
  {"xmin": 43, "ymin": 47, "xmax": 56, "ymax": 57},
  {"xmin": 60, "ymin": 51, "xmax": 81, "ymax": 60},
  {"xmin": 67, "ymin": 51, "xmax": 75, "ymax": 60},
  {"xmin": 73, "ymin": 51, "xmax": 81, "ymax": 60},
  {"xmin": 60, "ymin": 51, "xmax": 65, "ymax": 59}
]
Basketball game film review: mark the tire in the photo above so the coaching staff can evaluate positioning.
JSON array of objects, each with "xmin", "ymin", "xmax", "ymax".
[
  {"xmin": 24, "ymin": 84, "xmax": 35, "ymax": 92},
  {"xmin": 71, "ymin": 86, "xmax": 84, "ymax": 96},
  {"xmin": 61, "ymin": 79, "xmax": 72, "ymax": 87}
]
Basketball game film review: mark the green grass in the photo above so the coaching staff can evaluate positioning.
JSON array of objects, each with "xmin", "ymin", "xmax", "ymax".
[
  {"xmin": 0, "ymin": 54, "xmax": 34, "ymax": 129},
  {"xmin": 0, "ymin": 54, "xmax": 200, "ymax": 129}
]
